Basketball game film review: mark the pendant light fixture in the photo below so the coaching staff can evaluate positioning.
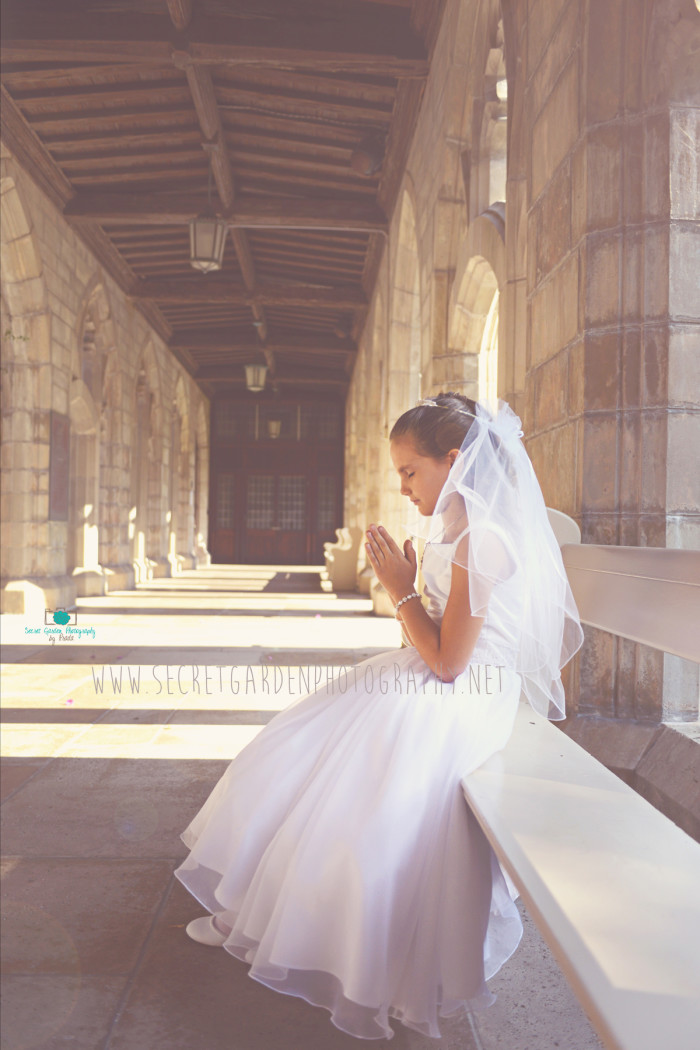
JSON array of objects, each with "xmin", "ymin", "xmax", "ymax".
[
  {"xmin": 189, "ymin": 156, "xmax": 227, "ymax": 273},
  {"xmin": 244, "ymin": 363, "xmax": 268, "ymax": 392}
]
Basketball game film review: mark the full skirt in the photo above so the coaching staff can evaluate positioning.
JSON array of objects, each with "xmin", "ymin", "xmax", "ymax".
[{"xmin": 174, "ymin": 646, "xmax": 524, "ymax": 1041}]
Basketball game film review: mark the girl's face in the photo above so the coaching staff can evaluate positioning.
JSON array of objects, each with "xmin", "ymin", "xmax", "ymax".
[{"xmin": 390, "ymin": 435, "xmax": 460, "ymax": 515}]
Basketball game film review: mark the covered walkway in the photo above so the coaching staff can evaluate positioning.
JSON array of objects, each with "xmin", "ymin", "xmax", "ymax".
[{"xmin": 1, "ymin": 567, "xmax": 602, "ymax": 1050}]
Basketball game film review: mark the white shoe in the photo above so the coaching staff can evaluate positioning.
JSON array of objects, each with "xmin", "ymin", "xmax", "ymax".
[{"xmin": 185, "ymin": 915, "xmax": 227, "ymax": 946}]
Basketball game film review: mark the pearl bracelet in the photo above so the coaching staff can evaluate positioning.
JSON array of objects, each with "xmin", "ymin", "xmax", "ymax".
[{"xmin": 395, "ymin": 591, "xmax": 421, "ymax": 617}]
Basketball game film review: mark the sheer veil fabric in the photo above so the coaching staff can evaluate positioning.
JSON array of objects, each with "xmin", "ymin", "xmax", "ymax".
[{"xmin": 403, "ymin": 397, "xmax": 584, "ymax": 720}]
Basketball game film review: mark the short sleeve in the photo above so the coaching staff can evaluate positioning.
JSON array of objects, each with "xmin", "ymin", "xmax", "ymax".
[{"xmin": 455, "ymin": 522, "xmax": 519, "ymax": 584}]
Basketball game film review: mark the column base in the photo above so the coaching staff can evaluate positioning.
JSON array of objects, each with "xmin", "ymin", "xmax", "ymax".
[
  {"xmin": 168, "ymin": 552, "xmax": 196, "ymax": 574},
  {"xmin": 195, "ymin": 541, "xmax": 212, "ymax": 568},
  {"xmin": 72, "ymin": 567, "xmax": 107, "ymax": 597},
  {"xmin": 148, "ymin": 557, "xmax": 172, "ymax": 579},
  {"xmin": 101, "ymin": 563, "xmax": 136, "ymax": 592},
  {"xmin": 1, "ymin": 575, "xmax": 76, "ymax": 617}
]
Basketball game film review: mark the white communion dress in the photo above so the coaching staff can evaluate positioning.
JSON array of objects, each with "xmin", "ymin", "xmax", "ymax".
[{"xmin": 174, "ymin": 539, "xmax": 526, "ymax": 1042}]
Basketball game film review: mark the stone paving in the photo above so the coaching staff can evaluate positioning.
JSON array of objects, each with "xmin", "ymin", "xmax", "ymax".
[{"xmin": 1, "ymin": 565, "xmax": 604, "ymax": 1050}]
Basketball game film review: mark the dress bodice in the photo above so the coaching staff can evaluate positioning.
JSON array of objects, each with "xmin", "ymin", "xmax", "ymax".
[{"xmin": 420, "ymin": 525, "xmax": 522, "ymax": 670}]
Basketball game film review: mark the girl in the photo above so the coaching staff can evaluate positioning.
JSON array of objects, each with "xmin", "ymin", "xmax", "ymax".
[{"xmin": 174, "ymin": 392, "xmax": 583, "ymax": 1042}]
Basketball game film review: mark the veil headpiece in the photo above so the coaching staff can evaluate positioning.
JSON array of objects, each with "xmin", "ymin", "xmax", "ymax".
[{"xmin": 403, "ymin": 397, "xmax": 584, "ymax": 720}]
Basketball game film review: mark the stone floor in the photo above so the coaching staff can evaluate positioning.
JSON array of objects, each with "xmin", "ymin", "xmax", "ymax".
[{"xmin": 1, "ymin": 565, "xmax": 604, "ymax": 1050}]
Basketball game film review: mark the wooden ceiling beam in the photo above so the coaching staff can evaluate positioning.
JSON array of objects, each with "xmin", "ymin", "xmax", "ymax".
[
  {"xmin": 163, "ymin": 314, "xmax": 253, "ymax": 327},
  {"xmin": 226, "ymin": 144, "xmax": 369, "ymax": 179},
  {"xmin": 70, "ymin": 170, "xmax": 206, "ymax": 188},
  {"xmin": 132, "ymin": 279, "xmax": 366, "ymax": 309},
  {"xmin": 0, "ymin": 88, "xmax": 181, "ymax": 359},
  {"xmin": 223, "ymin": 130, "xmax": 356, "ymax": 165},
  {"xmin": 216, "ymin": 65, "xmax": 397, "ymax": 106},
  {"xmin": 411, "ymin": 0, "xmax": 448, "ymax": 56},
  {"xmin": 171, "ymin": 329, "xmax": 357, "ymax": 354},
  {"xmin": 250, "ymin": 236, "xmax": 368, "ymax": 256},
  {"xmin": 28, "ymin": 106, "xmax": 196, "ymax": 134},
  {"xmin": 377, "ymin": 77, "xmax": 426, "ymax": 215},
  {"xmin": 1, "ymin": 63, "xmax": 177, "ymax": 90},
  {"xmin": 195, "ymin": 366, "xmax": 348, "ymax": 386},
  {"xmin": 167, "ymin": 34, "xmax": 273, "ymax": 361},
  {"xmin": 221, "ymin": 110, "xmax": 361, "ymax": 147},
  {"xmin": 46, "ymin": 130, "xmax": 203, "ymax": 154},
  {"xmin": 216, "ymin": 85, "xmax": 393, "ymax": 126},
  {"xmin": 231, "ymin": 167, "xmax": 378, "ymax": 199},
  {"xmin": 256, "ymin": 259, "xmax": 362, "ymax": 282},
  {"xmin": 60, "ymin": 148, "xmax": 206, "ymax": 172},
  {"xmin": 167, "ymin": 0, "xmax": 193, "ymax": 33},
  {"xmin": 1, "ymin": 5, "xmax": 428, "ymax": 77},
  {"xmin": 0, "ymin": 86, "xmax": 73, "ymax": 209},
  {"xmin": 64, "ymin": 193, "xmax": 388, "ymax": 231},
  {"xmin": 255, "ymin": 245, "xmax": 363, "ymax": 267}
]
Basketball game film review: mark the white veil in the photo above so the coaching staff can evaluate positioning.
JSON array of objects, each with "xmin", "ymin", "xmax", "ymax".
[{"xmin": 401, "ymin": 397, "xmax": 584, "ymax": 721}]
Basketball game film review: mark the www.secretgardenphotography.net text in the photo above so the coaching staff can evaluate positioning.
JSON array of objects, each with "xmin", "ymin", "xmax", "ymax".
[{"xmin": 91, "ymin": 662, "xmax": 509, "ymax": 698}]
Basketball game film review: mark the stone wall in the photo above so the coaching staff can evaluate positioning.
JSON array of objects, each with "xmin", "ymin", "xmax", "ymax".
[
  {"xmin": 1, "ymin": 143, "xmax": 210, "ymax": 616},
  {"xmin": 344, "ymin": 0, "xmax": 700, "ymax": 725}
]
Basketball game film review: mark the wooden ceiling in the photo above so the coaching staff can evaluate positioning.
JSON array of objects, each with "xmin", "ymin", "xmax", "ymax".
[{"xmin": 1, "ymin": 0, "xmax": 445, "ymax": 399}]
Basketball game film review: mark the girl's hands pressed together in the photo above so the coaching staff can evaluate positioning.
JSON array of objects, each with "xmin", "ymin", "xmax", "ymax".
[{"xmin": 365, "ymin": 524, "xmax": 417, "ymax": 604}]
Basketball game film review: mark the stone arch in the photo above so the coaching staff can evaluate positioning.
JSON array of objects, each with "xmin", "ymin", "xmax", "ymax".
[
  {"xmin": 431, "ymin": 0, "xmax": 508, "ymax": 250},
  {"xmin": 427, "ymin": 1, "xmax": 513, "ymax": 408},
  {"xmin": 472, "ymin": 7, "xmax": 508, "ymax": 215},
  {"xmin": 73, "ymin": 277, "xmax": 117, "ymax": 404},
  {"xmin": 130, "ymin": 340, "xmax": 163, "ymax": 581},
  {"xmin": 0, "ymin": 163, "xmax": 56, "ymax": 613},
  {"xmin": 0, "ymin": 165, "xmax": 48, "ymax": 325},
  {"xmin": 447, "ymin": 206, "xmax": 506, "ymax": 407}
]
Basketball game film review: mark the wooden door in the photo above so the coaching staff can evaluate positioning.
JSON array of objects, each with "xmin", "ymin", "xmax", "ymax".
[
  {"xmin": 245, "ymin": 473, "xmax": 308, "ymax": 563},
  {"xmin": 208, "ymin": 398, "xmax": 343, "ymax": 565}
]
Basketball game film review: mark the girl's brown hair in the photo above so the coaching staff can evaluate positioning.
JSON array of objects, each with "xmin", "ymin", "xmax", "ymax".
[{"xmin": 389, "ymin": 391, "xmax": 478, "ymax": 459}]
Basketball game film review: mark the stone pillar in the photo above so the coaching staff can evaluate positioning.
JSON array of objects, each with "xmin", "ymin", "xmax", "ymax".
[
  {"xmin": 67, "ymin": 378, "xmax": 106, "ymax": 597},
  {"xmin": 520, "ymin": 0, "xmax": 699, "ymax": 723},
  {"xmin": 193, "ymin": 437, "xmax": 211, "ymax": 567},
  {"xmin": 0, "ymin": 162, "xmax": 74, "ymax": 615},
  {"xmin": 130, "ymin": 383, "xmax": 151, "ymax": 583}
]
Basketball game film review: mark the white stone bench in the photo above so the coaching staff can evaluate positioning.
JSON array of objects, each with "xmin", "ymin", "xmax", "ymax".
[{"xmin": 461, "ymin": 531, "xmax": 700, "ymax": 1050}]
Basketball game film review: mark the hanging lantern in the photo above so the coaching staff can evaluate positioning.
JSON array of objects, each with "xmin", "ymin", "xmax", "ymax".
[
  {"xmin": 245, "ymin": 364, "xmax": 268, "ymax": 392},
  {"xmin": 350, "ymin": 134, "xmax": 385, "ymax": 176},
  {"xmin": 267, "ymin": 418, "xmax": 282, "ymax": 439},
  {"xmin": 189, "ymin": 209, "xmax": 227, "ymax": 273},
  {"xmin": 189, "ymin": 154, "xmax": 227, "ymax": 272}
]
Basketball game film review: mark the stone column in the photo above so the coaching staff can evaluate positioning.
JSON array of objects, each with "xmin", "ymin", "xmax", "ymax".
[
  {"xmin": 518, "ymin": 0, "xmax": 699, "ymax": 725},
  {"xmin": 574, "ymin": 0, "xmax": 700, "ymax": 724},
  {"xmin": 130, "ymin": 383, "xmax": 151, "ymax": 583}
]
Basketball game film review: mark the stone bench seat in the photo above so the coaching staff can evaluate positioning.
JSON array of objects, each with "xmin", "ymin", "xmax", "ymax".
[
  {"xmin": 462, "ymin": 703, "xmax": 700, "ymax": 1050},
  {"xmin": 462, "ymin": 531, "xmax": 700, "ymax": 1050}
]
